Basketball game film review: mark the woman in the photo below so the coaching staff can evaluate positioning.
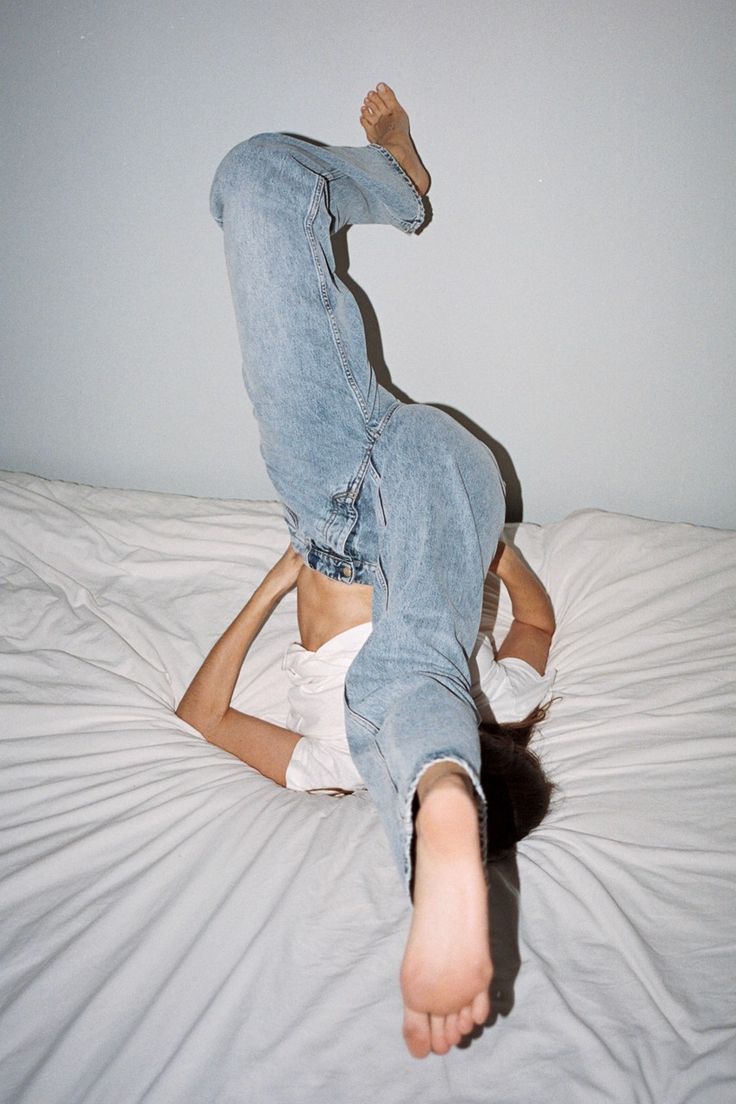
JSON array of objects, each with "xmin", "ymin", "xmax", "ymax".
[
  {"xmin": 176, "ymin": 540, "xmax": 555, "ymax": 803},
  {"xmin": 181, "ymin": 84, "xmax": 555, "ymax": 1059}
]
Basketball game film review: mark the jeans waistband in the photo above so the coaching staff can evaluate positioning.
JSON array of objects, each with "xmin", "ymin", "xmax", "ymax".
[{"xmin": 289, "ymin": 398, "xmax": 400, "ymax": 587}]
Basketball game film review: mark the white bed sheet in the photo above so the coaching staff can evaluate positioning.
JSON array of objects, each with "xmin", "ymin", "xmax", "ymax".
[{"xmin": 1, "ymin": 470, "xmax": 734, "ymax": 1104}]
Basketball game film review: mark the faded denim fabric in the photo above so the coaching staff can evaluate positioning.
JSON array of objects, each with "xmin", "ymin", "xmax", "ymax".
[{"xmin": 210, "ymin": 133, "xmax": 506, "ymax": 891}]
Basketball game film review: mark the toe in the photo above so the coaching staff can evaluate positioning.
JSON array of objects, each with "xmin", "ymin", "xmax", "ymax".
[
  {"xmin": 444, "ymin": 1012, "xmax": 462, "ymax": 1047},
  {"xmin": 458, "ymin": 1004, "xmax": 474, "ymax": 1035},
  {"xmin": 367, "ymin": 90, "xmax": 386, "ymax": 113},
  {"xmin": 377, "ymin": 81, "xmax": 398, "ymax": 108},
  {"xmin": 403, "ymin": 1008, "xmax": 431, "ymax": 1059},
  {"xmin": 471, "ymin": 989, "xmax": 491, "ymax": 1025},
  {"xmin": 429, "ymin": 1013, "xmax": 451, "ymax": 1055}
]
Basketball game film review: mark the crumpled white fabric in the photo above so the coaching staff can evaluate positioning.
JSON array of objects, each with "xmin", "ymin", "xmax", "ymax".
[
  {"xmin": 283, "ymin": 622, "xmax": 556, "ymax": 789},
  {"xmin": 3, "ymin": 470, "xmax": 735, "ymax": 1104},
  {"xmin": 470, "ymin": 635, "xmax": 557, "ymax": 725}
]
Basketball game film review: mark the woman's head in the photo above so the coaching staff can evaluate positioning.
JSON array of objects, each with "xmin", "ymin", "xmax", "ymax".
[{"xmin": 479, "ymin": 704, "xmax": 555, "ymax": 859}]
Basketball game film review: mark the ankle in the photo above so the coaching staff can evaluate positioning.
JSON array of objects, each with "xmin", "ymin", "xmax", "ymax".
[
  {"xmin": 415, "ymin": 769, "xmax": 479, "ymax": 851},
  {"xmin": 416, "ymin": 762, "xmax": 474, "ymax": 806}
]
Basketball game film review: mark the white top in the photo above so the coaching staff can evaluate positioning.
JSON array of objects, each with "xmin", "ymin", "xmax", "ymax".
[{"xmin": 282, "ymin": 622, "xmax": 556, "ymax": 792}]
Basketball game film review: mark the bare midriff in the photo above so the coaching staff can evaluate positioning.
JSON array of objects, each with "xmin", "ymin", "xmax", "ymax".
[{"xmin": 296, "ymin": 563, "xmax": 373, "ymax": 652}]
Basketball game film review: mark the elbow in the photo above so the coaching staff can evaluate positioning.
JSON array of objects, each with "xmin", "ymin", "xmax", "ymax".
[
  {"xmin": 520, "ymin": 612, "xmax": 556, "ymax": 641},
  {"xmin": 526, "ymin": 600, "xmax": 555, "ymax": 639},
  {"xmin": 540, "ymin": 595, "xmax": 556, "ymax": 638},
  {"xmin": 175, "ymin": 703, "xmax": 217, "ymax": 742},
  {"xmin": 541, "ymin": 610, "xmax": 556, "ymax": 638},
  {"xmin": 175, "ymin": 703, "xmax": 198, "ymax": 732},
  {"xmin": 534, "ymin": 620, "xmax": 556, "ymax": 645}
]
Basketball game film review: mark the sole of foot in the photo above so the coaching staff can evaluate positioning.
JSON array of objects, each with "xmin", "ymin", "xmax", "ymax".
[{"xmin": 399, "ymin": 770, "xmax": 492, "ymax": 1057}]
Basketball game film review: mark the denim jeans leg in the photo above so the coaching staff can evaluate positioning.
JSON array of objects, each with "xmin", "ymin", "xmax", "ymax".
[
  {"xmin": 345, "ymin": 404, "xmax": 506, "ymax": 891},
  {"xmin": 210, "ymin": 133, "xmax": 506, "ymax": 893},
  {"xmin": 209, "ymin": 132, "xmax": 424, "ymax": 584}
]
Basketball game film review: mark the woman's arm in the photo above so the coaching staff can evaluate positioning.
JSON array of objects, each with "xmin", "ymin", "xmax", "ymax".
[
  {"xmin": 489, "ymin": 542, "xmax": 555, "ymax": 674},
  {"xmin": 176, "ymin": 546, "xmax": 305, "ymax": 784}
]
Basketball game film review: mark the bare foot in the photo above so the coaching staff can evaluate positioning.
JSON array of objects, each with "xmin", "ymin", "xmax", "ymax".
[
  {"xmin": 400, "ymin": 768, "xmax": 493, "ymax": 1058},
  {"xmin": 359, "ymin": 82, "xmax": 430, "ymax": 196}
]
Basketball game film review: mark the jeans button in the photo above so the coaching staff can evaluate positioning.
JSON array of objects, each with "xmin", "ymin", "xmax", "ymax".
[{"xmin": 341, "ymin": 565, "xmax": 351, "ymax": 578}]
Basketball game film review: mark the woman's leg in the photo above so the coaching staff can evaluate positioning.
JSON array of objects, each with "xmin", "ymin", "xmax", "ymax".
[
  {"xmin": 346, "ymin": 401, "xmax": 505, "ymax": 1057},
  {"xmin": 211, "ymin": 128, "xmax": 503, "ymax": 879},
  {"xmin": 345, "ymin": 402, "xmax": 506, "ymax": 886},
  {"xmin": 209, "ymin": 129, "xmax": 424, "ymax": 582},
  {"xmin": 210, "ymin": 90, "xmax": 504, "ymax": 1055}
]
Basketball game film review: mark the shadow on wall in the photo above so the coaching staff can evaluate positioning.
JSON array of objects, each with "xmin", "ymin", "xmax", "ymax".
[
  {"xmin": 332, "ymin": 226, "xmax": 524, "ymax": 523},
  {"xmin": 282, "ymin": 132, "xmax": 523, "ymax": 522}
]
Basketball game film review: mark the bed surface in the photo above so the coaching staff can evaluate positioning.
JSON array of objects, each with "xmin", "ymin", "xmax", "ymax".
[{"xmin": 1, "ymin": 469, "xmax": 734, "ymax": 1104}]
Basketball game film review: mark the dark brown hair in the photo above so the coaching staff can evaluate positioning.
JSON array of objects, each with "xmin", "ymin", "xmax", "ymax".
[{"xmin": 479, "ymin": 702, "xmax": 555, "ymax": 859}]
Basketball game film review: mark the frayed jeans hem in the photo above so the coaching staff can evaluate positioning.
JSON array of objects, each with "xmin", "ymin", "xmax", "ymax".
[{"xmin": 402, "ymin": 755, "xmax": 489, "ymax": 896}]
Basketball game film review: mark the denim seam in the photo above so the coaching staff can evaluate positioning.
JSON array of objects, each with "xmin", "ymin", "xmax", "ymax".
[
  {"xmin": 402, "ymin": 756, "xmax": 489, "ymax": 892},
  {"xmin": 453, "ymin": 456, "xmax": 494, "ymax": 582},
  {"xmin": 308, "ymin": 543, "xmax": 355, "ymax": 573},
  {"xmin": 303, "ymin": 176, "xmax": 372, "ymax": 423},
  {"xmin": 323, "ymin": 441, "xmax": 375, "ymax": 551},
  {"xmin": 346, "ymin": 709, "xmax": 400, "ymax": 797},
  {"xmin": 346, "ymin": 446, "xmax": 372, "ymax": 500},
  {"xmin": 345, "ymin": 704, "xmax": 380, "ymax": 735},
  {"xmin": 372, "ymin": 556, "xmax": 388, "ymax": 596},
  {"xmin": 368, "ymin": 144, "xmax": 426, "ymax": 232},
  {"xmin": 371, "ymin": 737, "xmax": 400, "ymax": 797},
  {"xmin": 282, "ymin": 502, "xmax": 299, "ymax": 529},
  {"xmin": 367, "ymin": 396, "xmax": 401, "ymax": 444},
  {"xmin": 323, "ymin": 497, "xmax": 358, "ymax": 553}
]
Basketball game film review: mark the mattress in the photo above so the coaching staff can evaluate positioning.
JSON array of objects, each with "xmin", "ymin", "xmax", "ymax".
[{"xmin": 1, "ymin": 469, "xmax": 734, "ymax": 1103}]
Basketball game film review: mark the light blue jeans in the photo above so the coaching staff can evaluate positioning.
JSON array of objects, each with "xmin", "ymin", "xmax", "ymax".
[{"xmin": 209, "ymin": 133, "xmax": 506, "ymax": 892}]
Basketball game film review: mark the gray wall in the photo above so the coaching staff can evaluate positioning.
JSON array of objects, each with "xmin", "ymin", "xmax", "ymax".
[{"xmin": 2, "ymin": 0, "xmax": 734, "ymax": 527}]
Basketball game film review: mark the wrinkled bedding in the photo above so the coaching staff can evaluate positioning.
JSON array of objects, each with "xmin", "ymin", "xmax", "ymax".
[{"xmin": 1, "ymin": 470, "xmax": 734, "ymax": 1104}]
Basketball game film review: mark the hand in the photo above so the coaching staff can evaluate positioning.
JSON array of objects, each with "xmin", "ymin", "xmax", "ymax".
[
  {"xmin": 262, "ymin": 544, "xmax": 305, "ymax": 599},
  {"xmin": 489, "ymin": 540, "xmax": 518, "ymax": 582},
  {"xmin": 489, "ymin": 540, "xmax": 556, "ymax": 639}
]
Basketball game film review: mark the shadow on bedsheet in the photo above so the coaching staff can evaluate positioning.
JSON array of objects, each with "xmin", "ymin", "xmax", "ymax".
[
  {"xmin": 331, "ymin": 228, "xmax": 524, "ymax": 523},
  {"xmin": 475, "ymin": 853, "xmax": 522, "ymax": 1036}
]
